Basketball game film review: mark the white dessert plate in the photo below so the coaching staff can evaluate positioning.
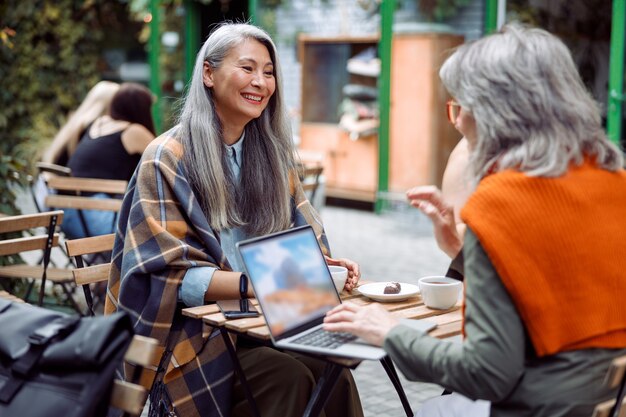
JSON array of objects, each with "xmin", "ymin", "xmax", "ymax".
[{"xmin": 357, "ymin": 282, "xmax": 420, "ymax": 302}]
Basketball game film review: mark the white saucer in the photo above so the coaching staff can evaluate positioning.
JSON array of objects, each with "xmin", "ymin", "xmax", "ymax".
[{"xmin": 357, "ymin": 282, "xmax": 420, "ymax": 302}]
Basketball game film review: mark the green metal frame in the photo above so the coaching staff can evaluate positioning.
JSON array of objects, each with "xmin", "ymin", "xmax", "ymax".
[
  {"xmin": 484, "ymin": 0, "xmax": 498, "ymax": 34},
  {"xmin": 607, "ymin": 0, "xmax": 625, "ymax": 146},
  {"xmin": 375, "ymin": 0, "xmax": 394, "ymax": 212},
  {"xmin": 149, "ymin": 0, "xmax": 162, "ymax": 134},
  {"xmin": 248, "ymin": 0, "xmax": 258, "ymax": 24}
]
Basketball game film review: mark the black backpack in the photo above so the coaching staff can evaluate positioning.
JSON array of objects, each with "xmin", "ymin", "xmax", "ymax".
[{"xmin": 0, "ymin": 298, "xmax": 134, "ymax": 417}]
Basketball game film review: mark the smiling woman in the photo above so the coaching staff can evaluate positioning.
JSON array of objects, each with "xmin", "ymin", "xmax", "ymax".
[
  {"xmin": 202, "ymin": 38, "xmax": 277, "ymax": 144},
  {"xmin": 105, "ymin": 22, "xmax": 364, "ymax": 417}
]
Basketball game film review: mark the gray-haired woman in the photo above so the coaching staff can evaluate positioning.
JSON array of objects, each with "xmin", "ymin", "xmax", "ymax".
[
  {"xmin": 324, "ymin": 22, "xmax": 626, "ymax": 416},
  {"xmin": 107, "ymin": 22, "xmax": 362, "ymax": 417}
]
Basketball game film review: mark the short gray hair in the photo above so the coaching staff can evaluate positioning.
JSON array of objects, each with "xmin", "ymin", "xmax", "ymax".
[
  {"xmin": 439, "ymin": 22, "xmax": 623, "ymax": 183},
  {"xmin": 177, "ymin": 22, "xmax": 295, "ymax": 236}
]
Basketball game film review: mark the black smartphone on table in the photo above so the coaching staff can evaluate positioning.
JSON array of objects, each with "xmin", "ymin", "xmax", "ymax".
[{"xmin": 216, "ymin": 299, "xmax": 260, "ymax": 319}]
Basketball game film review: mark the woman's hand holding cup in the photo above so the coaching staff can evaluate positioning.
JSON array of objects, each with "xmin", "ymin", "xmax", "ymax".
[{"xmin": 325, "ymin": 256, "xmax": 360, "ymax": 291}]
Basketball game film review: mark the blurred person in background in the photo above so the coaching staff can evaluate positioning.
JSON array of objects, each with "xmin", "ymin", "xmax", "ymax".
[
  {"xmin": 62, "ymin": 82, "xmax": 155, "ymax": 239},
  {"xmin": 42, "ymin": 80, "xmax": 120, "ymax": 166}
]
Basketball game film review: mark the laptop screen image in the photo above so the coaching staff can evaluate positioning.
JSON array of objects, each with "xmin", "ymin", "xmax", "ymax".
[{"xmin": 237, "ymin": 226, "xmax": 340, "ymax": 339}]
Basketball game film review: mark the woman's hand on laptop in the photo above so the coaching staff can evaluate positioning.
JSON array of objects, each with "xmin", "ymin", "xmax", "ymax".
[
  {"xmin": 325, "ymin": 256, "xmax": 361, "ymax": 291},
  {"xmin": 323, "ymin": 303, "xmax": 399, "ymax": 346}
]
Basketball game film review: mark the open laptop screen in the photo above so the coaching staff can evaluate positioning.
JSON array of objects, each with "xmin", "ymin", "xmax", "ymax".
[{"xmin": 237, "ymin": 225, "xmax": 340, "ymax": 338}]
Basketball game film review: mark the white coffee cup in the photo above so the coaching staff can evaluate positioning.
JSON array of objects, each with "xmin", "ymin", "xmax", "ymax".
[
  {"xmin": 328, "ymin": 266, "xmax": 348, "ymax": 292},
  {"xmin": 418, "ymin": 276, "xmax": 462, "ymax": 310}
]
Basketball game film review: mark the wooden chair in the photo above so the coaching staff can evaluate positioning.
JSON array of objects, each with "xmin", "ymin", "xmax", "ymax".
[
  {"xmin": 29, "ymin": 162, "xmax": 73, "ymax": 214},
  {"xmin": 65, "ymin": 233, "xmax": 115, "ymax": 315},
  {"xmin": 45, "ymin": 176, "xmax": 126, "ymax": 264},
  {"xmin": 45, "ymin": 176, "xmax": 127, "ymax": 216},
  {"xmin": 593, "ymin": 354, "xmax": 626, "ymax": 417},
  {"xmin": 0, "ymin": 211, "xmax": 79, "ymax": 311},
  {"xmin": 36, "ymin": 161, "xmax": 73, "ymax": 177},
  {"xmin": 111, "ymin": 334, "xmax": 160, "ymax": 417},
  {"xmin": 65, "ymin": 235, "xmax": 160, "ymax": 416},
  {"xmin": 298, "ymin": 164, "xmax": 324, "ymax": 203}
]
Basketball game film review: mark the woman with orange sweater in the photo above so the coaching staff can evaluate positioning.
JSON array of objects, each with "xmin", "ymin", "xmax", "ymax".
[{"xmin": 324, "ymin": 23, "xmax": 626, "ymax": 416}]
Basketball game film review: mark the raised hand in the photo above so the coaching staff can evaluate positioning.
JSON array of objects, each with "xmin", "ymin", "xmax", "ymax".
[{"xmin": 406, "ymin": 185, "xmax": 463, "ymax": 258}]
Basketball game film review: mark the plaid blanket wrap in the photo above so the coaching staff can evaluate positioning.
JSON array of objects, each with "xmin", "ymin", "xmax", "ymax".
[{"xmin": 105, "ymin": 131, "xmax": 328, "ymax": 417}]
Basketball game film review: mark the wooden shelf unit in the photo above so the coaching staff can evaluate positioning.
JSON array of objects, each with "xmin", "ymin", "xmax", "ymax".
[
  {"xmin": 297, "ymin": 32, "xmax": 464, "ymax": 203},
  {"xmin": 298, "ymin": 35, "xmax": 380, "ymax": 202}
]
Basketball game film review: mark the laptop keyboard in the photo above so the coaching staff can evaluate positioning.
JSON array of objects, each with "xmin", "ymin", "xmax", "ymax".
[{"xmin": 292, "ymin": 328, "xmax": 357, "ymax": 349}]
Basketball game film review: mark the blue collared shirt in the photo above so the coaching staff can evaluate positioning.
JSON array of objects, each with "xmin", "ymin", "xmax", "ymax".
[{"xmin": 179, "ymin": 133, "xmax": 249, "ymax": 306}]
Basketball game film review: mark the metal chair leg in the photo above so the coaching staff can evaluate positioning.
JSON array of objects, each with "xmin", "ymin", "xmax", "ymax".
[
  {"xmin": 610, "ymin": 371, "xmax": 626, "ymax": 417},
  {"xmin": 219, "ymin": 328, "xmax": 261, "ymax": 417},
  {"xmin": 302, "ymin": 363, "xmax": 343, "ymax": 417},
  {"xmin": 23, "ymin": 279, "xmax": 35, "ymax": 301},
  {"xmin": 380, "ymin": 355, "xmax": 413, "ymax": 417}
]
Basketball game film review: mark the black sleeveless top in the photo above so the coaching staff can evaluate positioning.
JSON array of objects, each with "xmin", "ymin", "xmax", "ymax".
[{"xmin": 67, "ymin": 123, "xmax": 141, "ymax": 181}]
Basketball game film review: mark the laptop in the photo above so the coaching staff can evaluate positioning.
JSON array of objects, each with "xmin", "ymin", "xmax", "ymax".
[{"xmin": 236, "ymin": 225, "xmax": 435, "ymax": 361}]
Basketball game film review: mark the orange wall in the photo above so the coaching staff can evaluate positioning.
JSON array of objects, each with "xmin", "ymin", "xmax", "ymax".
[{"xmin": 389, "ymin": 33, "xmax": 464, "ymax": 192}]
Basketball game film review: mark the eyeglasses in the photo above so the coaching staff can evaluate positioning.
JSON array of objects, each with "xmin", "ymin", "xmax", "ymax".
[{"xmin": 446, "ymin": 100, "xmax": 461, "ymax": 124}]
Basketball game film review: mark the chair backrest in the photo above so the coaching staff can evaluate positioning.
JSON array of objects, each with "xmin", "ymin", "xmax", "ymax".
[
  {"xmin": 36, "ymin": 161, "xmax": 72, "ymax": 177},
  {"xmin": 29, "ymin": 162, "xmax": 72, "ymax": 214},
  {"xmin": 111, "ymin": 334, "xmax": 160, "ymax": 417},
  {"xmin": 593, "ymin": 355, "xmax": 626, "ymax": 417},
  {"xmin": 298, "ymin": 164, "xmax": 324, "ymax": 203},
  {"xmin": 0, "ymin": 211, "xmax": 65, "ymax": 306},
  {"xmin": 0, "ymin": 211, "xmax": 64, "ymax": 255},
  {"xmin": 45, "ymin": 176, "xmax": 127, "ymax": 245},
  {"xmin": 66, "ymin": 235, "xmax": 159, "ymax": 416},
  {"xmin": 45, "ymin": 176, "xmax": 128, "ymax": 212},
  {"xmin": 65, "ymin": 233, "xmax": 115, "ymax": 315}
]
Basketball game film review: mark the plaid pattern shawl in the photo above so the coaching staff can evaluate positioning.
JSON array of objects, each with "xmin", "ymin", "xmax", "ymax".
[{"xmin": 105, "ymin": 130, "xmax": 328, "ymax": 417}]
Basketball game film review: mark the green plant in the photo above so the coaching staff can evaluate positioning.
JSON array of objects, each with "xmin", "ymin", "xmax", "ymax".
[
  {"xmin": 0, "ymin": 0, "xmax": 138, "ymax": 218},
  {"xmin": 0, "ymin": 154, "xmax": 29, "ymax": 270}
]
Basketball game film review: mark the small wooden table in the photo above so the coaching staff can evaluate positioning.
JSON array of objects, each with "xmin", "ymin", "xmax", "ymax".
[{"xmin": 182, "ymin": 282, "xmax": 463, "ymax": 417}]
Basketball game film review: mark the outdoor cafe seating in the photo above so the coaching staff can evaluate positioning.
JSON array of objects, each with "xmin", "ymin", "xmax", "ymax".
[
  {"xmin": 2, "ymin": 206, "xmax": 625, "ymax": 416},
  {"xmin": 0, "ymin": 211, "xmax": 77, "ymax": 310},
  {"xmin": 182, "ymin": 282, "xmax": 463, "ymax": 417}
]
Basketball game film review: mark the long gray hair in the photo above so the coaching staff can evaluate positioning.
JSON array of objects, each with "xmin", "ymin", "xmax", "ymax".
[
  {"xmin": 439, "ymin": 23, "xmax": 623, "ymax": 183},
  {"xmin": 177, "ymin": 22, "xmax": 295, "ymax": 236}
]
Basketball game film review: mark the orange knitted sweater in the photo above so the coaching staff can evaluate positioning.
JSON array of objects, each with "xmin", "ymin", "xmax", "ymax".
[{"xmin": 461, "ymin": 161, "xmax": 626, "ymax": 357}]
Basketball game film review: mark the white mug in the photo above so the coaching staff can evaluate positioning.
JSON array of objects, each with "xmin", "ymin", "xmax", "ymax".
[
  {"xmin": 328, "ymin": 265, "xmax": 348, "ymax": 292},
  {"xmin": 418, "ymin": 276, "xmax": 462, "ymax": 310}
]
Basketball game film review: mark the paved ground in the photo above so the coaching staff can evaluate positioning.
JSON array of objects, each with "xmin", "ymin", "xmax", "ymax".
[
  {"xmin": 319, "ymin": 203, "xmax": 457, "ymax": 416},
  {"xmin": 14, "ymin": 188, "xmax": 455, "ymax": 416}
]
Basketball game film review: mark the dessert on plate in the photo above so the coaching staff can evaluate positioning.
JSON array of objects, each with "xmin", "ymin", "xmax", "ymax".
[{"xmin": 383, "ymin": 281, "xmax": 401, "ymax": 294}]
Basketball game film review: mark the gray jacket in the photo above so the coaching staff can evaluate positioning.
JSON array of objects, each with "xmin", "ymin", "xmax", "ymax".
[{"xmin": 384, "ymin": 229, "xmax": 624, "ymax": 416}]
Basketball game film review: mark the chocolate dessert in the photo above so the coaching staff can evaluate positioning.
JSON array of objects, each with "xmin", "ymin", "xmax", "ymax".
[{"xmin": 383, "ymin": 281, "xmax": 401, "ymax": 294}]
